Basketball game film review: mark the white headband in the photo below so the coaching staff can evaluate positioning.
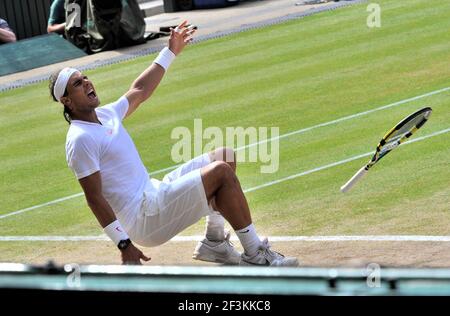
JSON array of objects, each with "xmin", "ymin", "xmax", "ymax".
[{"xmin": 53, "ymin": 67, "xmax": 79, "ymax": 101}]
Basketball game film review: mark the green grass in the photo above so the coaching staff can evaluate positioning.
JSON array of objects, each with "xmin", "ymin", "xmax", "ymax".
[{"xmin": 0, "ymin": 0, "xmax": 449, "ymax": 258}]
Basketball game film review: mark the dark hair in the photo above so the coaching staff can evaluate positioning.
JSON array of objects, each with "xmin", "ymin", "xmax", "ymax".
[{"xmin": 49, "ymin": 69, "xmax": 71, "ymax": 124}]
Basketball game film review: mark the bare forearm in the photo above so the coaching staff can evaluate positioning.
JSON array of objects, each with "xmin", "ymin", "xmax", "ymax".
[
  {"xmin": 0, "ymin": 28, "xmax": 16, "ymax": 43},
  {"xmin": 130, "ymin": 63, "xmax": 165, "ymax": 101},
  {"xmin": 86, "ymin": 195, "xmax": 117, "ymax": 228},
  {"xmin": 47, "ymin": 23, "xmax": 65, "ymax": 34}
]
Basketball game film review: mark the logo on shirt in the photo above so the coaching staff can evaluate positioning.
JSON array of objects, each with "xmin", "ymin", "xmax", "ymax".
[{"xmin": 107, "ymin": 129, "xmax": 113, "ymax": 135}]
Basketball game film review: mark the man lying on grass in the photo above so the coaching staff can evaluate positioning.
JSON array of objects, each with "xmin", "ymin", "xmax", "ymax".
[{"xmin": 49, "ymin": 20, "xmax": 298, "ymax": 266}]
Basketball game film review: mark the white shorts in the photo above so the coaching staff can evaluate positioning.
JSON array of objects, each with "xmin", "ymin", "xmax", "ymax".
[{"xmin": 129, "ymin": 153, "xmax": 213, "ymax": 247}]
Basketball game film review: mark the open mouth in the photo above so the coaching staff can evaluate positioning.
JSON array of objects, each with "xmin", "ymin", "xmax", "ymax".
[{"xmin": 87, "ymin": 89, "xmax": 97, "ymax": 100}]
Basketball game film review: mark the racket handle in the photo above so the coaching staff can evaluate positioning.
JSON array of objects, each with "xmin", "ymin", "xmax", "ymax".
[{"xmin": 340, "ymin": 166, "xmax": 368, "ymax": 193}]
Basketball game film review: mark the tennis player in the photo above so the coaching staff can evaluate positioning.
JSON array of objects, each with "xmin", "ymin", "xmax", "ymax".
[{"xmin": 49, "ymin": 21, "xmax": 298, "ymax": 266}]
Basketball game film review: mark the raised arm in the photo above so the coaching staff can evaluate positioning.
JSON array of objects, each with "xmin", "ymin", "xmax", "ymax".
[
  {"xmin": 124, "ymin": 20, "xmax": 196, "ymax": 118},
  {"xmin": 79, "ymin": 171, "xmax": 150, "ymax": 265}
]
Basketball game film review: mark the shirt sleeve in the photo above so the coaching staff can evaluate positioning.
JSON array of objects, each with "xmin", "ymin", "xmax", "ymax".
[
  {"xmin": 102, "ymin": 96, "xmax": 130, "ymax": 121},
  {"xmin": 48, "ymin": 0, "xmax": 66, "ymax": 25},
  {"xmin": 66, "ymin": 133, "xmax": 101, "ymax": 179},
  {"xmin": 0, "ymin": 19, "xmax": 13, "ymax": 32}
]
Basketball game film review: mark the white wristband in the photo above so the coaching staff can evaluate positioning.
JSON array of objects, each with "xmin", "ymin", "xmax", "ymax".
[
  {"xmin": 103, "ymin": 220, "xmax": 129, "ymax": 246},
  {"xmin": 153, "ymin": 47, "xmax": 176, "ymax": 71}
]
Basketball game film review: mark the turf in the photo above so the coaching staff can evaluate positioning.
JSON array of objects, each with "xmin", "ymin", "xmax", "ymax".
[{"xmin": 0, "ymin": 0, "xmax": 449, "ymax": 259}]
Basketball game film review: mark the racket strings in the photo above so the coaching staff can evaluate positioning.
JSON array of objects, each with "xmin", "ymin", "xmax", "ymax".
[
  {"xmin": 374, "ymin": 108, "xmax": 432, "ymax": 163},
  {"xmin": 383, "ymin": 110, "xmax": 431, "ymax": 145}
]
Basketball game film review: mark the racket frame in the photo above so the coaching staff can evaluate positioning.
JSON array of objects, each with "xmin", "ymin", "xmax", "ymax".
[{"xmin": 340, "ymin": 107, "xmax": 432, "ymax": 193}]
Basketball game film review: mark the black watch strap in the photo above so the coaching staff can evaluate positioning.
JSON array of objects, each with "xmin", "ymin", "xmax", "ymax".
[{"xmin": 117, "ymin": 238, "xmax": 131, "ymax": 250}]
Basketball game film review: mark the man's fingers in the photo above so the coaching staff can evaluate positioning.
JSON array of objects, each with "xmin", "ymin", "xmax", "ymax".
[
  {"xmin": 177, "ymin": 20, "xmax": 188, "ymax": 29},
  {"xmin": 141, "ymin": 253, "xmax": 151, "ymax": 261},
  {"xmin": 183, "ymin": 29, "xmax": 196, "ymax": 43},
  {"xmin": 186, "ymin": 29, "xmax": 196, "ymax": 36},
  {"xmin": 180, "ymin": 27, "xmax": 190, "ymax": 36},
  {"xmin": 174, "ymin": 20, "xmax": 188, "ymax": 33}
]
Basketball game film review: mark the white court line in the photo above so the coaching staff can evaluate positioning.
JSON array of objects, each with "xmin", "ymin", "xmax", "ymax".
[
  {"xmin": 151, "ymin": 85, "xmax": 450, "ymax": 166},
  {"xmin": 244, "ymin": 128, "xmax": 450, "ymax": 193},
  {"xmin": 1, "ymin": 86, "xmax": 449, "ymax": 220},
  {"xmin": 0, "ymin": 126, "xmax": 448, "ymax": 242},
  {"xmin": 238, "ymin": 86, "xmax": 450, "ymax": 150},
  {"xmin": 2, "ymin": 129, "xmax": 442, "ymax": 241},
  {"xmin": 1, "ymin": 235, "xmax": 450, "ymax": 242},
  {"xmin": 1, "ymin": 127, "xmax": 448, "ymax": 221},
  {"xmin": 0, "ymin": 126, "xmax": 448, "ymax": 228},
  {"xmin": 0, "ymin": 192, "xmax": 86, "ymax": 220}
]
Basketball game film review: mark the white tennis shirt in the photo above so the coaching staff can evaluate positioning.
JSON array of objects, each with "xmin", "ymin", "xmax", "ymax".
[{"xmin": 65, "ymin": 96, "xmax": 148, "ymax": 229}]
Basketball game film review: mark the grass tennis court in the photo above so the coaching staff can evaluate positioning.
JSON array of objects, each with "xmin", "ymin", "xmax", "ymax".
[{"xmin": 1, "ymin": 0, "xmax": 449, "ymax": 265}]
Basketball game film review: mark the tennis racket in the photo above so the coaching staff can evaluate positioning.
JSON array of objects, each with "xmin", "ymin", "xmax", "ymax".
[{"xmin": 340, "ymin": 107, "xmax": 432, "ymax": 193}]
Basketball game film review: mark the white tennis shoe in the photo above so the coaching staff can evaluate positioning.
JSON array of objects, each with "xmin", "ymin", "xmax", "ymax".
[
  {"xmin": 240, "ymin": 238, "xmax": 299, "ymax": 267},
  {"xmin": 192, "ymin": 231, "xmax": 241, "ymax": 265}
]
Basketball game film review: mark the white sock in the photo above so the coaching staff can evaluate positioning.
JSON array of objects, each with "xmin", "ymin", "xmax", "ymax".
[
  {"xmin": 205, "ymin": 211, "xmax": 225, "ymax": 242},
  {"xmin": 236, "ymin": 224, "xmax": 261, "ymax": 256}
]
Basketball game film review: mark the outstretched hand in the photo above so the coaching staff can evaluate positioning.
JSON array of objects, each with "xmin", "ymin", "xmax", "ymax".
[
  {"xmin": 121, "ymin": 243, "xmax": 151, "ymax": 265},
  {"xmin": 168, "ymin": 20, "xmax": 197, "ymax": 56}
]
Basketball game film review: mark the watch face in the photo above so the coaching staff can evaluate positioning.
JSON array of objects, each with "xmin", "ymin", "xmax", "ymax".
[{"xmin": 118, "ymin": 239, "xmax": 130, "ymax": 249}]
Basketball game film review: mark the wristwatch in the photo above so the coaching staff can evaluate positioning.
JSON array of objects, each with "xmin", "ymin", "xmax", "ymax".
[{"xmin": 117, "ymin": 238, "xmax": 132, "ymax": 250}]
